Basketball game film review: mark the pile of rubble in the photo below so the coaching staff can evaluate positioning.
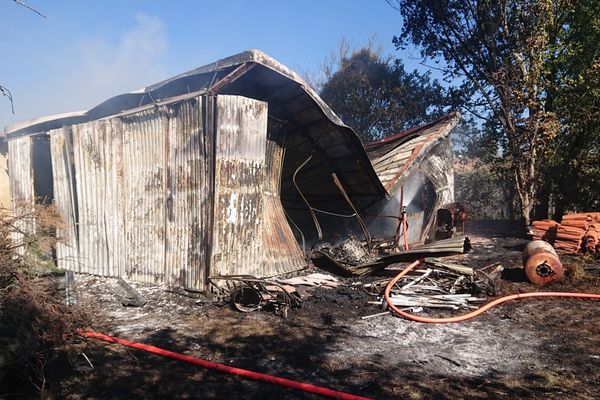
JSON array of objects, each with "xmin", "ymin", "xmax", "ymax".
[
  {"xmin": 362, "ymin": 258, "xmax": 501, "ymax": 317},
  {"xmin": 311, "ymin": 236, "xmax": 471, "ymax": 276},
  {"xmin": 531, "ymin": 212, "xmax": 600, "ymax": 254}
]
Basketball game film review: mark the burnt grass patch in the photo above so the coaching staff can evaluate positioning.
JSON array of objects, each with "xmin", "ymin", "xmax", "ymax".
[{"xmin": 38, "ymin": 226, "xmax": 600, "ymax": 399}]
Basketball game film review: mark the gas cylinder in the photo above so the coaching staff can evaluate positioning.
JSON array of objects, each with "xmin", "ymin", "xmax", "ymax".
[{"xmin": 522, "ymin": 240, "xmax": 563, "ymax": 285}]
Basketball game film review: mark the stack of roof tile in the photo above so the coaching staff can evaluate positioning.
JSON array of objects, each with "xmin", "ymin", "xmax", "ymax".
[
  {"xmin": 531, "ymin": 212, "xmax": 600, "ymax": 254},
  {"xmin": 554, "ymin": 224, "xmax": 586, "ymax": 253},
  {"xmin": 531, "ymin": 219, "xmax": 559, "ymax": 243},
  {"xmin": 561, "ymin": 213, "xmax": 594, "ymax": 230},
  {"xmin": 586, "ymin": 223, "xmax": 599, "ymax": 253}
]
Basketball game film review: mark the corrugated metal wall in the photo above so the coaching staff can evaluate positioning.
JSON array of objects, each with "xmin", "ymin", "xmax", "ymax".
[
  {"xmin": 42, "ymin": 94, "xmax": 304, "ymax": 289},
  {"xmin": 120, "ymin": 109, "xmax": 166, "ymax": 282},
  {"xmin": 163, "ymin": 98, "xmax": 213, "ymax": 289},
  {"xmin": 210, "ymin": 96, "xmax": 305, "ymax": 277},
  {"xmin": 67, "ymin": 101, "xmax": 211, "ymax": 287},
  {"xmin": 49, "ymin": 127, "xmax": 79, "ymax": 271},
  {"xmin": 262, "ymin": 121, "xmax": 307, "ymax": 274},
  {"xmin": 7, "ymin": 136, "xmax": 35, "ymax": 249},
  {"xmin": 72, "ymin": 119, "xmax": 123, "ymax": 276}
]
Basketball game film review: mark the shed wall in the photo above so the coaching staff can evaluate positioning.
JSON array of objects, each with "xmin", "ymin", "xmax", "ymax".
[
  {"xmin": 7, "ymin": 136, "xmax": 35, "ymax": 249},
  {"xmin": 66, "ymin": 98, "xmax": 215, "ymax": 288},
  {"xmin": 43, "ymin": 94, "xmax": 303, "ymax": 289},
  {"xmin": 163, "ymin": 98, "xmax": 213, "ymax": 289},
  {"xmin": 49, "ymin": 127, "xmax": 79, "ymax": 271},
  {"xmin": 210, "ymin": 96, "xmax": 305, "ymax": 277}
]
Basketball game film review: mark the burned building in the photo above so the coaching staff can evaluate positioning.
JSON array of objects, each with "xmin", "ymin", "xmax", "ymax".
[
  {"xmin": 365, "ymin": 113, "xmax": 459, "ymax": 246},
  {"xmin": 4, "ymin": 50, "xmax": 458, "ymax": 291}
]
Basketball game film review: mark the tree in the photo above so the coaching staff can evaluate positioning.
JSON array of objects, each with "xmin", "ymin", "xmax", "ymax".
[
  {"xmin": 544, "ymin": 0, "xmax": 600, "ymax": 217},
  {"xmin": 318, "ymin": 41, "xmax": 447, "ymax": 142},
  {"xmin": 389, "ymin": 0, "xmax": 565, "ymax": 227}
]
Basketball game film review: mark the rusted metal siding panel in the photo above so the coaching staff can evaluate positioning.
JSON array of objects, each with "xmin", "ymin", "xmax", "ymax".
[
  {"xmin": 105, "ymin": 120, "xmax": 126, "ymax": 277},
  {"xmin": 72, "ymin": 122, "xmax": 96, "ymax": 274},
  {"xmin": 66, "ymin": 96, "xmax": 211, "ymax": 286},
  {"xmin": 72, "ymin": 120, "xmax": 123, "ymax": 276},
  {"xmin": 49, "ymin": 127, "xmax": 80, "ymax": 272},
  {"xmin": 211, "ymin": 96, "xmax": 267, "ymax": 277},
  {"xmin": 8, "ymin": 136, "xmax": 35, "ymax": 207},
  {"xmin": 163, "ymin": 98, "xmax": 211, "ymax": 290},
  {"xmin": 7, "ymin": 136, "xmax": 35, "ymax": 250},
  {"xmin": 367, "ymin": 113, "xmax": 460, "ymax": 195},
  {"xmin": 211, "ymin": 96, "xmax": 305, "ymax": 278},
  {"xmin": 120, "ymin": 110, "xmax": 167, "ymax": 283},
  {"xmin": 406, "ymin": 211, "xmax": 425, "ymax": 245},
  {"xmin": 43, "ymin": 93, "xmax": 304, "ymax": 288},
  {"xmin": 261, "ymin": 122, "xmax": 306, "ymax": 274}
]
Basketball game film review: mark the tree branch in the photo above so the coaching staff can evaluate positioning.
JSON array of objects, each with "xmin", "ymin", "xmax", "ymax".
[
  {"xmin": 13, "ymin": 0, "xmax": 46, "ymax": 18},
  {"xmin": 0, "ymin": 85, "xmax": 15, "ymax": 114}
]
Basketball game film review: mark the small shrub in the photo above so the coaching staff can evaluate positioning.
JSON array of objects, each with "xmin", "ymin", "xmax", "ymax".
[{"xmin": 0, "ymin": 205, "xmax": 86, "ymax": 395}]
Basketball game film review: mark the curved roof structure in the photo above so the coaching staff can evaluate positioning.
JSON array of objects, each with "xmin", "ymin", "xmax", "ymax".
[{"xmin": 5, "ymin": 49, "xmax": 388, "ymax": 208}]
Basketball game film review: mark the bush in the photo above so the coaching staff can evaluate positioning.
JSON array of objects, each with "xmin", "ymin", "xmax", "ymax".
[{"xmin": 0, "ymin": 205, "xmax": 86, "ymax": 395}]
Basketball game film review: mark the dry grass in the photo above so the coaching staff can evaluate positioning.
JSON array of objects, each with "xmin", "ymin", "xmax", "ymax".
[
  {"xmin": 564, "ymin": 258, "xmax": 587, "ymax": 281},
  {"xmin": 0, "ymin": 204, "xmax": 87, "ymax": 396}
]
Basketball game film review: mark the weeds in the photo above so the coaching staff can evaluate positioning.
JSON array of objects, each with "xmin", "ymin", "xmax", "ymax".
[{"xmin": 0, "ymin": 204, "xmax": 86, "ymax": 396}]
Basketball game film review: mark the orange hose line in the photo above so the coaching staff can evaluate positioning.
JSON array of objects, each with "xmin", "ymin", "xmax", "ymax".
[
  {"xmin": 385, "ymin": 260, "xmax": 600, "ymax": 324},
  {"xmin": 77, "ymin": 330, "xmax": 372, "ymax": 400}
]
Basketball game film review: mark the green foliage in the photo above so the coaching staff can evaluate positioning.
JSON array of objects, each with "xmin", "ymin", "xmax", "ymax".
[
  {"xmin": 389, "ymin": 0, "xmax": 600, "ymax": 224},
  {"xmin": 318, "ymin": 43, "xmax": 448, "ymax": 142},
  {"xmin": 455, "ymin": 158, "xmax": 517, "ymax": 220},
  {"xmin": 544, "ymin": 0, "xmax": 600, "ymax": 215}
]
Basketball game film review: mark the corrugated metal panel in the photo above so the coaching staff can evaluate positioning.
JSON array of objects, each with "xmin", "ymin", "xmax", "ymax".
[
  {"xmin": 42, "ymin": 93, "xmax": 304, "ymax": 289},
  {"xmin": 67, "ymin": 96, "xmax": 214, "ymax": 287},
  {"xmin": 210, "ymin": 96, "xmax": 304, "ymax": 277},
  {"xmin": 419, "ymin": 138, "xmax": 455, "ymax": 242},
  {"xmin": 7, "ymin": 136, "xmax": 35, "ymax": 250},
  {"xmin": 406, "ymin": 211, "xmax": 425, "ymax": 244},
  {"xmin": 163, "ymin": 97, "xmax": 213, "ymax": 290},
  {"xmin": 261, "ymin": 121, "xmax": 306, "ymax": 274},
  {"xmin": 121, "ymin": 109, "xmax": 167, "ymax": 283},
  {"xmin": 49, "ymin": 127, "xmax": 80, "ymax": 271},
  {"xmin": 108, "ymin": 120, "xmax": 126, "ymax": 277},
  {"xmin": 72, "ymin": 120, "xmax": 124, "ymax": 276},
  {"xmin": 365, "ymin": 112, "xmax": 460, "ymax": 194},
  {"xmin": 8, "ymin": 135, "xmax": 35, "ymax": 207},
  {"xmin": 211, "ymin": 96, "xmax": 268, "ymax": 277}
]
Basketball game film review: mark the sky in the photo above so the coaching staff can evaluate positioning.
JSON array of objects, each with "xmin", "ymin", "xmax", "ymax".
[{"xmin": 0, "ymin": 0, "xmax": 428, "ymax": 130}]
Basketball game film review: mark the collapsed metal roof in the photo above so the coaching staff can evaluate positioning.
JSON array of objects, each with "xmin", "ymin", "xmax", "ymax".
[
  {"xmin": 5, "ymin": 49, "xmax": 387, "ymax": 208},
  {"xmin": 365, "ymin": 112, "xmax": 460, "ymax": 195}
]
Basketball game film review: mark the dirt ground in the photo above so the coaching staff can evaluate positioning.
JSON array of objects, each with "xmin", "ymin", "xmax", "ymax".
[{"xmin": 35, "ymin": 222, "xmax": 600, "ymax": 399}]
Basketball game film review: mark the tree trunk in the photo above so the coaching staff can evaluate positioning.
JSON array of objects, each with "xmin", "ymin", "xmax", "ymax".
[
  {"xmin": 535, "ymin": 185, "xmax": 550, "ymax": 220},
  {"xmin": 514, "ymin": 166, "xmax": 534, "ymax": 229},
  {"xmin": 520, "ymin": 192, "xmax": 532, "ymax": 227}
]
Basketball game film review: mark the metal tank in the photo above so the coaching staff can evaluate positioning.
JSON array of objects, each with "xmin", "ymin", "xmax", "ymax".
[{"xmin": 522, "ymin": 240, "xmax": 563, "ymax": 285}]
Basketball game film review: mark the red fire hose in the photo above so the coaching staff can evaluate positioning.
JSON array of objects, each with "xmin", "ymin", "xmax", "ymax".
[
  {"xmin": 77, "ymin": 330, "xmax": 372, "ymax": 400},
  {"xmin": 384, "ymin": 260, "xmax": 600, "ymax": 323}
]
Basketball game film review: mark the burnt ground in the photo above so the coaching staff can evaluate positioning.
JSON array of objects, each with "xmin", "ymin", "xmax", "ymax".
[{"xmin": 33, "ymin": 222, "xmax": 600, "ymax": 399}]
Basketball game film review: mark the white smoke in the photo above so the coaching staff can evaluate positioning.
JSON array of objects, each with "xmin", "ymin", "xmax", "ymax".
[{"xmin": 1, "ymin": 13, "xmax": 168, "ymax": 128}]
